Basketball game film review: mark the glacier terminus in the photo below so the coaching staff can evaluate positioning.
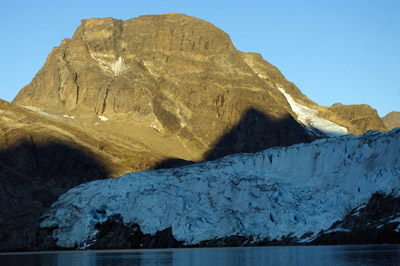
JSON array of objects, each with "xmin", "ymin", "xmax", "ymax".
[{"xmin": 39, "ymin": 128, "xmax": 400, "ymax": 248}]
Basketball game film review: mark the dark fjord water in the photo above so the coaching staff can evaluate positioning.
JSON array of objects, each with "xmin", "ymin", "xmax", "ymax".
[{"xmin": 1, "ymin": 245, "xmax": 400, "ymax": 266}]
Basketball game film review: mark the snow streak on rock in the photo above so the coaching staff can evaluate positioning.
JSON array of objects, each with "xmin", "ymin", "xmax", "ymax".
[
  {"xmin": 90, "ymin": 53, "xmax": 129, "ymax": 76},
  {"xmin": 40, "ymin": 129, "xmax": 400, "ymax": 248},
  {"xmin": 278, "ymin": 87, "xmax": 348, "ymax": 137},
  {"xmin": 20, "ymin": 106, "xmax": 62, "ymax": 120},
  {"xmin": 110, "ymin": 57, "xmax": 129, "ymax": 76}
]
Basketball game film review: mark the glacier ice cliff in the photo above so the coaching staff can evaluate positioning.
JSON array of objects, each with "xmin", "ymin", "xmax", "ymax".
[{"xmin": 40, "ymin": 129, "xmax": 400, "ymax": 248}]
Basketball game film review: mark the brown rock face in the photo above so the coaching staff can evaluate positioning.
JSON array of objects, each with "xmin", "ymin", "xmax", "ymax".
[
  {"xmin": 382, "ymin": 111, "xmax": 400, "ymax": 130},
  {"xmin": 13, "ymin": 14, "xmax": 386, "ymax": 160},
  {"xmin": 11, "ymin": 14, "xmax": 312, "ymax": 162},
  {"xmin": 319, "ymin": 104, "xmax": 387, "ymax": 136}
]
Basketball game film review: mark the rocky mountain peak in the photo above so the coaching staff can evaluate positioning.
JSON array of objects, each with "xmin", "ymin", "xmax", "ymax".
[
  {"xmin": 382, "ymin": 111, "xmax": 400, "ymax": 130},
  {"xmin": 71, "ymin": 13, "xmax": 235, "ymax": 75},
  {"xmin": 12, "ymin": 14, "xmax": 386, "ymax": 161}
]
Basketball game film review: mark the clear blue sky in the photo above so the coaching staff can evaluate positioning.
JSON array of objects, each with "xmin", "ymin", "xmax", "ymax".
[{"xmin": 1, "ymin": 0, "xmax": 399, "ymax": 116}]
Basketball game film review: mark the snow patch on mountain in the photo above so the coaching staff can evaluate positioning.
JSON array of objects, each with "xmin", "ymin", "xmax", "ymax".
[
  {"xmin": 257, "ymin": 73, "xmax": 267, "ymax": 79},
  {"xmin": 39, "ymin": 129, "xmax": 400, "ymax": 248},
  {"xmin": 63, "ymin": 114, "xmax": 75, "ymax": 119},
  {"xmin": 89, "ymin": 53, "xmax": 129, "ymax": 76},
  {"xmin": 110, "ymin": 57, "xmax": 129, "ymax": 76},
  {"xmin": 278, "ymin": 87, "xmax": 348, "ymax": 137},
  {"xmin": 98, "ymin": 116, "xmax": 108, "ymax": 122}
]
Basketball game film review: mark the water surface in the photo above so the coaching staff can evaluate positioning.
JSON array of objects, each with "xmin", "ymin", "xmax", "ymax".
[{"xmin": 1, "ymin": 245, "xmax": 400, "ymax": 266}]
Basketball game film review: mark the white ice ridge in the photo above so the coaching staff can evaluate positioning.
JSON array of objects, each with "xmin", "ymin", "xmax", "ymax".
[
  {"xmin": 40, "ymin": 129, "xmax": 400, "ymax": 248},
  {"xmin": 277, "ymin": 87, "xmax": 348, "ymax": 137}
]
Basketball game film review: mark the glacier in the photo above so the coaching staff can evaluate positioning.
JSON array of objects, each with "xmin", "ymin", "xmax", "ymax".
[{"xmin": 40, "ymin": 128, "xmax": 400, "ymax": 248}]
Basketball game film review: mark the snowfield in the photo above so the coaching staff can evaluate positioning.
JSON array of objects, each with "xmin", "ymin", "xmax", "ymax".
[
  {"xmin": 278, "ymin": 87, "xmax": 348, "ymax": 137},
  {"xmin": 40, "ymin": 129, "xmax": 400, "ymax": 248}
]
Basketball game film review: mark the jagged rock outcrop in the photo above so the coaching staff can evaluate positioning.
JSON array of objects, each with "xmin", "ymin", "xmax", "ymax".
[
  {"xmin": 382, "ymin": 111, "xmax": 400, "ymax": 130},
  {"xmin": 318, "ymin": 104, "xmax": 387, "ymax": 136},
  {"xmin": 13, "ymin": 13, "xmax": 385, "ymax": 162},
  {"xmin": 311, "ymin": 193, "xmax": 400, "ymax": 245}
]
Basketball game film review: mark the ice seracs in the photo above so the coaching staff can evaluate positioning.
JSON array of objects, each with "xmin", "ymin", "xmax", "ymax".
[
  {"xmin": 39, "ymin": 128, "xmax": 400, "ymax": 248},
  {"xmin": 278, "ymin": 87, "xmax": 348, "ymax": 137}
]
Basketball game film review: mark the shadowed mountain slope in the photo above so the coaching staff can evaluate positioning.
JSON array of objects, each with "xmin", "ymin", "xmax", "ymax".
[
  {"xmin": 0, "ymin": 99, "xmax": 170, "ymax": 251},
  {"xmin": 205, "ymin": 108, "xmax": 312, "ymax": 160}
]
